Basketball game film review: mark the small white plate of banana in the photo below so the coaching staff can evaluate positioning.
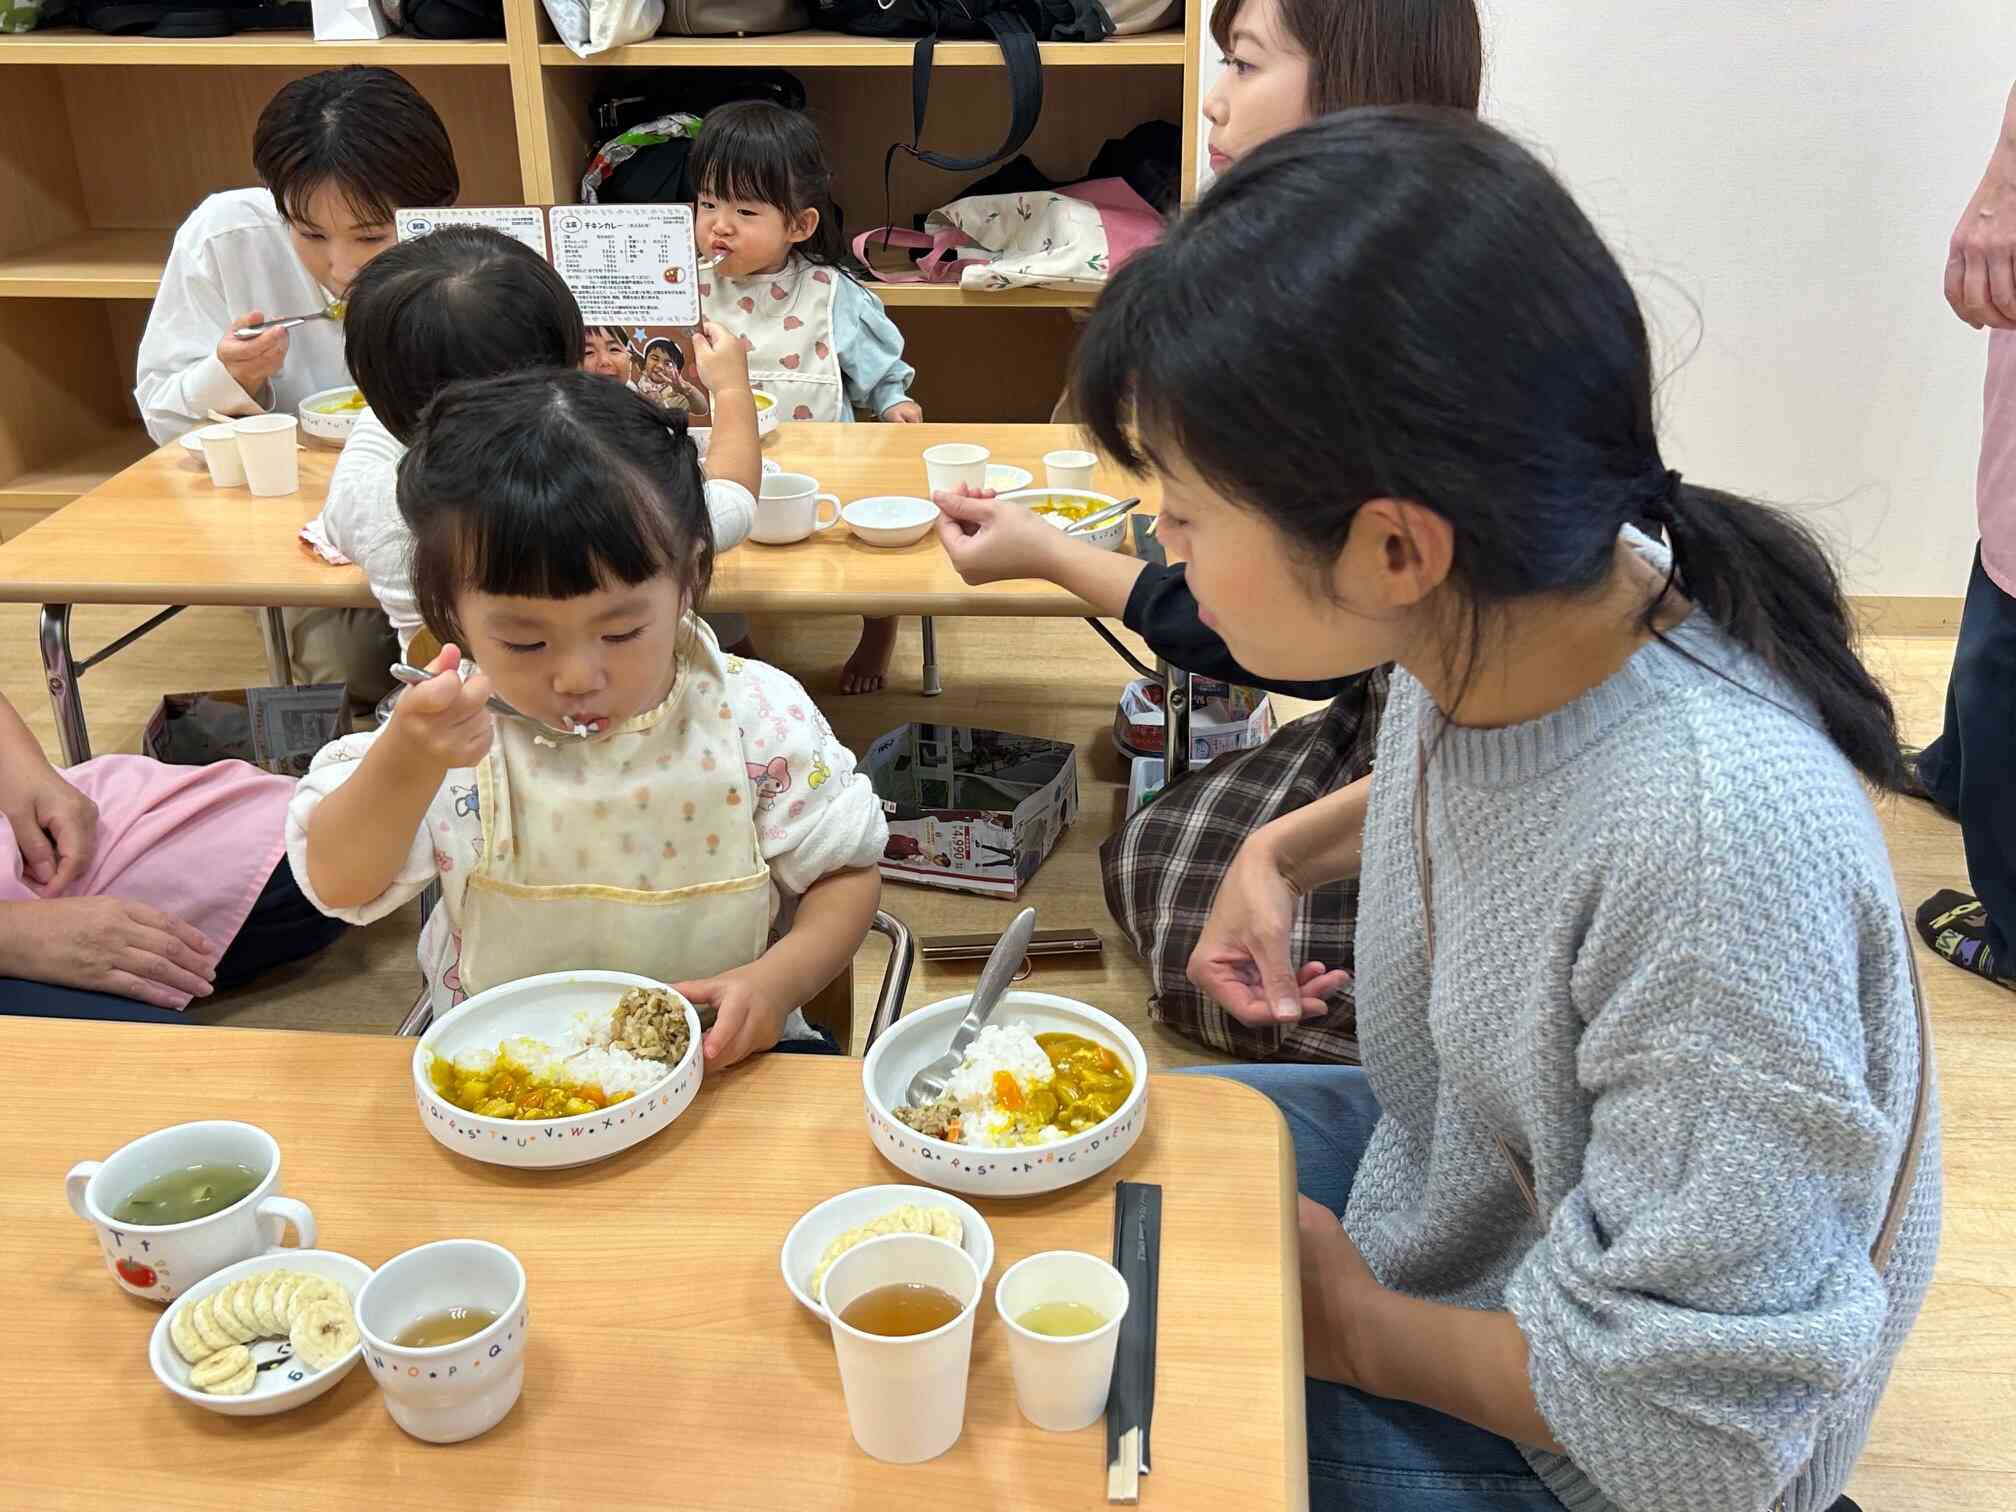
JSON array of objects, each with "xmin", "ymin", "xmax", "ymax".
[{"xmin": 148, "ymin": 1250, "xmax": 370, "ymax": 1416}]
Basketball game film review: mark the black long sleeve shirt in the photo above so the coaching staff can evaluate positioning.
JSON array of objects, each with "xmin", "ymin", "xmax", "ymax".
[{"xmin": 1121, "ymin": 562, "xmax": 1362, "ymax": 698}]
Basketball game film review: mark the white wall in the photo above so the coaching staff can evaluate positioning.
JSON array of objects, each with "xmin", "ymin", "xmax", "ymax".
[{"xmin": 1196, "ymin": 1, "xmax": 2010, "ymax": 598}]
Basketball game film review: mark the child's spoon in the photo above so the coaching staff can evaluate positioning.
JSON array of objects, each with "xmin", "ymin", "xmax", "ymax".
[{"xmin": 388, "ymin": 662, "xmax": 601, "ymax": 742}]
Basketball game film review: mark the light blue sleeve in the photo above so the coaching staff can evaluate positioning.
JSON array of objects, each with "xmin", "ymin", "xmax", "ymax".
[{"xmin": 831, "ymin": 276, "xmax": 917, "ymax": 418}]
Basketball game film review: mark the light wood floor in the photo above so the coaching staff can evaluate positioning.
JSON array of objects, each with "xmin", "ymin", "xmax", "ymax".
[{"xmin": 1, "ymin": 603, "xmax": 2006, "ymax": 1507}]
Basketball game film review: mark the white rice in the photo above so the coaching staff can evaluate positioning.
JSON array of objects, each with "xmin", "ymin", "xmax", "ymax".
[
  {"xmin": 451, "ymin": 1010, "xmax": 669, "ymax": 1097},
  {"xmin": 944, "ymin": 1023, "xmax": 1067, "ymax": 1149}
]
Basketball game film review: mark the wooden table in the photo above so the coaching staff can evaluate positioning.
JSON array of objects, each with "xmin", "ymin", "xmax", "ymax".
[
  {"xmin": 0, "ymin": 424, "xmax": 1173, "ymax": 766},
  {"xmin": 12, "ymin": 1022, "xmax": 1308, "ymax": 1511}
]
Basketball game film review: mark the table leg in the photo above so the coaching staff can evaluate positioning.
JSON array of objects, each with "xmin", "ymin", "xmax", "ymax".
[
  {"xmin": 39, "ymin": 604, "xmax": 92, "ymax": 766},
  {"xmin": 260, "ymin": 606, "xmax": 293, "ymax": 686},
  {"xmin": 1161, "ymin": 656, "xmax": 1192, "ymax": 786},
  {"xmin": 920, "ymin": 615, "xmax": 943, "ymax": 698}
]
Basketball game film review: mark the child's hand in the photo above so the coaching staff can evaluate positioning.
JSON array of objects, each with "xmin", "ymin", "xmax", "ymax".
[
  {"xmin": 691, "ymin": 319, "xmax": 752, "ymax": 397},
  {"xmin": 934, "ymin": 487, "xmax": 1069, "ymax": 585},
  {"xmin": 385, "ymin": 643, "xmax": 494, "ymax": 772},
  {"xmin": 674, "ymin": 961, "xmax": 792, "ymax": 1069},
  {"xmin": 881, "ymin": 401, "xmax": 924, "ymax": 424},
  {"xmin": 217, "ymin": 311, "xmax": 289, "ymax": 398}
]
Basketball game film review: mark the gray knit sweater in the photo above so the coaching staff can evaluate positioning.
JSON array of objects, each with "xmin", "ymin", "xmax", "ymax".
[{"xmin": 1347, "ymin": 606, "xmax": 1941, "ymax": 1512}]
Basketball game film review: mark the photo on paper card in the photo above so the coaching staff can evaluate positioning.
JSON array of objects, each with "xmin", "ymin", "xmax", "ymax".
[{"xmin": 581, "ymin": 322, "xmax": 710, "ymax": 422}]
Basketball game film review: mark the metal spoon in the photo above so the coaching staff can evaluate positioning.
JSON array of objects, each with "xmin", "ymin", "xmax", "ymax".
[
  {"xmin": 234, "ymin": 300, "xmax": 345, "ymax": 340},
  {"xmin": 1065, "ymin": 495, "xmax": 1144, "ymax": 537},
  {"xmin": 904, "ymin": 906, "xmax": 1038, "ymax": 1108},
  {"xmin": 388, "ymin": 662, "xmax": 600, "ymax": 743}
]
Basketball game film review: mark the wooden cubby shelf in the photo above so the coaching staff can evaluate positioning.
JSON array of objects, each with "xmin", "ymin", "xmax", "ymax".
[
  {"xmin": 0, "ymin": 31, "xmax": 510, "ymax": 64},
  {"xmin": 539, "ymin": 33, "xmax": 1184, "ymax": 67},
  {"xmin": 0, "ymin": 0, "xmax": 1199, "ymax": 522},
  {"xmin": 0, "ymin": 229, "xmax": 174, "ymax": 299}
]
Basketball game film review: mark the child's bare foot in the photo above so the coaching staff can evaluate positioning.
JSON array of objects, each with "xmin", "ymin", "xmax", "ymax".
[{"xmin": 841, "ymin": 616, "xmax": 899, "ymax": 695}]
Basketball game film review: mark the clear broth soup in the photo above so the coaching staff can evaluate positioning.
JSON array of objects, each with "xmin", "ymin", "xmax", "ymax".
[{"xmin": 110, "ymin": 1162, "xmax": 261, "ymax": 1226}]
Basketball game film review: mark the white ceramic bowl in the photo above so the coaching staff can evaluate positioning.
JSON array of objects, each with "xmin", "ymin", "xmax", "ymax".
[
  {"xmin": 298, "ymin": 386, "xmax": 365, "ymax": 445},
  {"xmin": 176, "ymin": 430, "xmax": 205, "ymax": 458},
  {"xmin": 986, "ymin": 463, "xmax": 1033, "ymax": 493},
  {"xmin": 862, "ymin": 991, "xmax": 1149, "ymax": 1198},
  {"xmin": 148, "ymin": 1249, "xmax": 372, "ymax": 1417},
  {"xmin": 998, "ymin": 487, "xmax": 1127, "ymax": 552},
  {"xmin": 843, "ymin": 494, "xmax": 940, "ymax": 548},
  {"xmin": 781, "ymin": 1184, "xmax": 995, "ymax": 1320},
  {"xmin": 412, "ymin": 970, "xmax": 703, "ymax": 1171}
]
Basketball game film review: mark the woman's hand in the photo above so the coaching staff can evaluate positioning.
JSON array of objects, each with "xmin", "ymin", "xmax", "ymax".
[
  {"xmin": 1298, "ymin": 1196, "xmax": 1383, "ymax": 1388},
  {"xmin": 674, "ymin": 961, "xmax": 791, "ymax": 1069},
  {"xmin": 217, "ymin": 311, "xmax": 289, "ymax": 397},
  {"xmin": 0, "ymin": 897, "xmax": 218, "ymax": 1009},
  {"xmin": 1948, "ymin": 86, "xmax": 2016, "ymax": 329},
  {"xmin": 1187, "ymin": 828, "xmax": 1349, "ymax": 1024},
  {"xmin": 385, "ymin": 643, "xmax": 493, "ymax": 772},
  {"xmin": 1, "ymin": 766, "xmax": 99, "ymax": 893},
  {"xmin": 934, "ymin": 489, "xmax": 1062, "ymax": 584},
  {"xmin": 691, "ymin": 319, "xmax": 752, "ymax": 396},
  {"xmin": 881, "ymin": 401, "xmax": 924, "ymax": 424}
]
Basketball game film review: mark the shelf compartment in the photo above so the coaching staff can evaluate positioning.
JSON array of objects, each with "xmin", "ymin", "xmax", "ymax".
[
  {"xmin": 0, "ymin": 32, "xmax": 510, "ymax": 65},
  {"xmin": 539, "ymin": 32, "xmax": 1183, "ymax": 68},
  {"xmin": 0, "ymin": 229, "xmax": 173, "ymax": 299}
]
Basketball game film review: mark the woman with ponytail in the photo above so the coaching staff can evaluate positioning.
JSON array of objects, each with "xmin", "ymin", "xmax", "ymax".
[{"xmin": 1073, "ymin": 111, "xmax": 1938, "ymax": 1512}]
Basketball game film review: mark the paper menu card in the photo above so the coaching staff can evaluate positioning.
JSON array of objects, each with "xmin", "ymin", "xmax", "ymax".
[{"xmin": 393, "ymin": 204, "xmax": 710, "ymax": 418}]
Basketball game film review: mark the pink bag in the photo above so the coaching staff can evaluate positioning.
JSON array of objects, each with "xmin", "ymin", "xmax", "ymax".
[{"xmin": 854, "ymin": 178, "xmax": 1164, "ymax": 292}]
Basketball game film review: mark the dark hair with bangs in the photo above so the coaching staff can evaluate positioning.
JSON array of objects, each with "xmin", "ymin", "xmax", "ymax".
[
  {"xmin": 252, "ymin": 67, "xmax": 460, "ymax": 229},
  {"xmin": 400, "ymin": 368, "xmax": 713, "ymax": 649},
  {"xmin": 1211, "ymin": 0, "xmax": 1481, "ymax": 115},
  {"xmin": 688, "ymin": 101, "xmax": 846, "ymax": 267},
  {"xmin": 345, "ymin": 226, "xmax": 585, "ymax": 443},
  {"xmin": 1073, "ymin": 109, "xmax": 1905, "ymax": 790}
]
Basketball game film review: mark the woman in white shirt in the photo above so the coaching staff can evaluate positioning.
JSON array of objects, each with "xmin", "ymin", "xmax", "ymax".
[{"xmin": 134, "ymin": 65, "xmax": 460, "ymax": 707}]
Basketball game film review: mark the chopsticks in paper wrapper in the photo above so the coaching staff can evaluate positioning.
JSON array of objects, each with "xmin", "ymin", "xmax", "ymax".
[{"xmin": 1107, "ymin": 1180, "xmax": 1162, "ymax": 1503}]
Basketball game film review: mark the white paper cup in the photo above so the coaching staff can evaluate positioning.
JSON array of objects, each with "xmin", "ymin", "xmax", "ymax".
[
  {"xmin": 197, "ymin": 424, "xmax": 246, "ymax": 488},
  {"xmin": 995, "ymin": 1249, "xmax": 1130, "ymax": 1431},
  {"xmin": 231, "ymin": 414, "xmax": 300, "ymax": 497},
  {"xmin": 65, "ymin": 1121, "xmax": 314, "ymax": 1304},
  {"xmin": 923, "ymin": 442, "xmax": 990, "ymax": 497},
  {"xmin": 753, "ymin": 471, "xmax": 842, "ymax": 545},
  {"xmin": 1043, "ymin": 449, "xmax": 1098, "ymax": 490},
  {"xmin": 355, "ymin": 1240, "xmax": 528, "ymax": 1444},
  {"xmin": 820, "ymin": 1234, "xmax": 982, "ymax": 1463}
]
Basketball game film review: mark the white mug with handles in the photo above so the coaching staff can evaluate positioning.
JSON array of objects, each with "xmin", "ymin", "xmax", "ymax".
[
  {"xmin": 66, "ymin": 1121, "xmax": 315, "ymax": 1304},
  {"xmin": 753, "ymin": 471, "xmax": 843, "ymax": 545}
]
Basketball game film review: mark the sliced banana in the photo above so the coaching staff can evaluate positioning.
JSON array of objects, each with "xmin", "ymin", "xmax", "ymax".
[
  {"xmin": 191, "ymin": 1295, "xmax": 238, "ymax": 1352},
  {"xmin": 190, "ymin": 1343, "xmax": 256, "ymax": 1395},
  {"xmin": 284, "ymin": 1276, "xmax": 338, "ymax": 1328},
  {"xmin": 170, "ymin": 1303, "xmax": 215, "ymax": 1366},
  {"xmin": 206, "ymin": 1291, "xmax": 255, "ymax": 1345},
  {"xmin": 268, "ymin": 1275, "xmax": 301, "ymax": 1329},
  {"xmin": 226, "ymin": 1277, "xmax": 265, "ymax": 1337},
  {"xmin": 251, "ymin": 1272, "xmax": 287, "ymax": 1335},
  {"xmin": 290, "ymin": 1298, "xmax": 359, "ymax": 1371}
]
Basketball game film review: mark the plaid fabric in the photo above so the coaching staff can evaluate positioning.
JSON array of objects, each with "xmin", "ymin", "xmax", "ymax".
[{"xmin": 1100, "ymin": 669, "xmax": 1387, "ymax": 1063}]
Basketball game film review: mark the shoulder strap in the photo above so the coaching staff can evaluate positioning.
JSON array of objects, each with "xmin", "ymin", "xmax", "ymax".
[{"xmin": 887, "ymin": 8, "xmax": 1044, "ymax": 177}]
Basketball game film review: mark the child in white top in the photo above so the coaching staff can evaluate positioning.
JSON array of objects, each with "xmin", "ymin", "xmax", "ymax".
[
  {"xmin": 691, "ymin": 101, "xmax": 922, "ymax": 695},
  {"xmin": 288, "ymin": 369, "xmax": 886, "ymax": 1064},
  {"xmin": 314, "ymin": 227, "xmax": 761, "ymax": 658},
  {"xmin": 135, "ymin": 66, "xmax": 460, "ymax": 445}
]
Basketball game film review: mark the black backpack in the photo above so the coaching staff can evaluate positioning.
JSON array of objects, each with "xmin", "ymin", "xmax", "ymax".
[
  {"xmin": 810, "ymin": 0, "xmax": 1113, "ymax": 180},
  {"xmin": 385, "ymin": 0, "xmax": 503, "ymax": 36},
  {"xmin": 582, "ymin": 70, "xmax": 810, "ymax": 206},
  {"xmin": 76, "ymin": 0, "xmax": 303, "ymax": 33}
]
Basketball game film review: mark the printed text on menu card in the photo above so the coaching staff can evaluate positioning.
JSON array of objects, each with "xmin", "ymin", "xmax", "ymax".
[
  {"xmin": 392, "ymin": 206, "xmax": 551, "ymax": 257},
  {"xmin": 548, "ymin": 205, "xmax": 700, "ymax": 329}
]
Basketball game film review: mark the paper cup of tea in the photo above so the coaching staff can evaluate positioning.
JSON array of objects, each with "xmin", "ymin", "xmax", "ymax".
[
  {"xmin": 355, "ymin": 1240, "xmax": 529, "ymax": 1444},
  {"xmin": 923, "ymin": 442, "xmax": 989, "ymax": 497},
  {"xmin": 1043, "ymin": 449, "xmax": 1098, "ymax": 491},
  {"xmin": 820, "ymin": 1234, "xmax": 982, "ymax": 1463},
  {"xmin": 995, "ymin": 1249, "xmax": 1130, "ymax": 1431},
  {"xmin": 65, "ymin": 1121, "xmax": 314, "ymax": 1303},
  {"xmin": 753, "ymin": 472, "xmax": 843, "ymax": 545},
  {"xmin": 231, "ymin": 414, "xmax": 300, "ymax": 497},
  {"xmin": 197, "ymin": 425, "xmax": 246, "ymax": 488}
]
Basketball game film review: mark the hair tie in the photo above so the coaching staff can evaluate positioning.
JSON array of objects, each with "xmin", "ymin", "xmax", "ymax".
[{"xmin": 1639, "ymin": 468, "xmax": 1683, "ymax": 527}]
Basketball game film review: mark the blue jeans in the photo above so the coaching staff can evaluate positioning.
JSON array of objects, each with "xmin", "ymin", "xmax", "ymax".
[{"xmin": 1187, "ymin": 1063, "xmax": 1561, "ymax": 1511}]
